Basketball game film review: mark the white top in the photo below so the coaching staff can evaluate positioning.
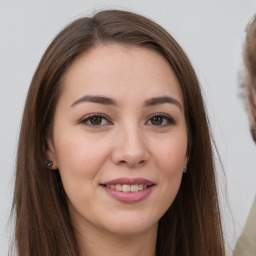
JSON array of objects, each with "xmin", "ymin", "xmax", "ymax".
[{"xmin": 233, "ymin": 195, "xmax": 256, "ymax": 256}]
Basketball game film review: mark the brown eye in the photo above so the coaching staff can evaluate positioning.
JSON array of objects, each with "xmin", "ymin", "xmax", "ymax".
[
  {"xmin": 90, "ymin": 116, "xmax": 102, "ymax": 125},
  {"xmin": 81, "ymin": 114, "xmax": 110, "ymax": 126},
  {"xmin": 147, "ymin": 114, "xmax": 175, "ymax": 126},
  {"xmin": 151, "ymin": 116, "xmax": 163, "ymax": 125}
]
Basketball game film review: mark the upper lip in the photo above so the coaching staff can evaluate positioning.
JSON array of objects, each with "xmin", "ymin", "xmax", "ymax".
[{"xmin": 101, "ymin": 178, "xmax": 155, "ymax": 186}]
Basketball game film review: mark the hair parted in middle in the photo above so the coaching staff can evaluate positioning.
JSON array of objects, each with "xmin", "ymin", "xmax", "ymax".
[{"xmin": 13, "ymin": 9, "xmax": 225, "ymax": 256}]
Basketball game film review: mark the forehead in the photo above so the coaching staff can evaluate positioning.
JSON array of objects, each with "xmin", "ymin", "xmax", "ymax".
[{"xmin": 60, "ymin": 44, "xmax": 184, "ymax": 106}]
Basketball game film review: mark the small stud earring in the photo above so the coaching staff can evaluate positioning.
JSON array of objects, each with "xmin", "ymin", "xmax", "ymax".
[
  {"xmin": 183, "ymin": 168, "xmax": 187, "ymax": 174},
  {"xmin": 45, "ymin": 160, "xmax": 53, "ymax": 169}
]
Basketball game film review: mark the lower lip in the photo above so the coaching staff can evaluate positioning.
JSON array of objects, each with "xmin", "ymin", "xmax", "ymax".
[{"xmin": 102, "ymin": 186, "xmax": 153, "ymax": 203}]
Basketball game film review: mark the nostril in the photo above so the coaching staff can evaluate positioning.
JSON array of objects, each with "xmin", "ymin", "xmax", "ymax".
[{"xmin": 118, "ymin": 159, "xmax": 145, "ymax": 168}]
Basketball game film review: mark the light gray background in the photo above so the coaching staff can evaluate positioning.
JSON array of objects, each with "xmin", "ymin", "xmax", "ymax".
[{"xmin": 1, "ymin": 1, "xmax": 256, "ymax": 255}]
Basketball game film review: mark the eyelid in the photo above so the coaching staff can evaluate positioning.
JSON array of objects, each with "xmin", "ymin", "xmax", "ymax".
[
  {"xmin": 80, "ymin": 113, "xmax": 112, "ymax": 126},
  {"xmin": 146, "ymin": 113, "xmax": 176, "ymax": 126}
]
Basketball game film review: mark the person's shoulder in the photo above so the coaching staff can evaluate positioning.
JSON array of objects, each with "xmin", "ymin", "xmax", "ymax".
[{"xmin": 233, "ymin": 196, "xmax": 256, "ymax": 256}]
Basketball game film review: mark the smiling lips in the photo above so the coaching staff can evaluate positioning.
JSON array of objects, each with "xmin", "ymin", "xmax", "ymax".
[
  {"xmin": 106, "ymin": 184, "xmax": 148, "ymax": 192},
  {"xmin": 101, "ymin": 178, "xmax": 155, "ymax": 203}
]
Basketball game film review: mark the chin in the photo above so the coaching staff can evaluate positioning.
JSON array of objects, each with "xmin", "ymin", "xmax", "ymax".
[{"xmin": 100, "ymin": 213, "xmax": 159, "ymax": 236}]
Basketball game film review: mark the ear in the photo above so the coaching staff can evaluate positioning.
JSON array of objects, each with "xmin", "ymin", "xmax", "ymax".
[
  {"xmin": 182, "ymin": 151, "xmax": 190, "ymax": 174},
  {"xmin": 46, "ymin": 138, "xmax": 58, "ymax": 170}
]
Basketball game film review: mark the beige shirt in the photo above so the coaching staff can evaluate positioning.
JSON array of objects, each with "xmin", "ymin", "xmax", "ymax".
[{"xmin": 233, "ymin": 196, "xmax": 256, "ymax": 256}]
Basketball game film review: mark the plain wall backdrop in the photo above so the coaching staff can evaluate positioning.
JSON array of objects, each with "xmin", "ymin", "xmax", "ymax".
[{"xmin": 1, "ymin": 0, "xmax": 256, "ymax": 255}]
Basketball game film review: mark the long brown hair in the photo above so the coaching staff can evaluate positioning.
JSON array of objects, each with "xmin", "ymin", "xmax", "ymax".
[{"xmin": 12, "ymin": 9, "xmax": 225, "ymax": 256}]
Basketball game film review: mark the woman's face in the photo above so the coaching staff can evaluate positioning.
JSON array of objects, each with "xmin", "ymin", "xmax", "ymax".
[{"xmin": 48, "ymin": 45, "xmax": 188, "ymax": 237}]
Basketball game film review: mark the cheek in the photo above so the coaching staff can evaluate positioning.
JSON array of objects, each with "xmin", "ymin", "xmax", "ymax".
[
  {"xmin": 52, "ymin": 132, "xmax": 113, "ymax": 206},
  {"xmin": 54, "ymin": 130, "xmax": 110, "ymax": 174},
  {"xmin": 54, "ymin": 133, "xmax": 112, "ymax": 204},
  {"xmin": 151, "ymin": 134, "xmax": 187, "ymax": 206},
  {"xmin": 153, "ymin": 135, "xmax": 187, "ymax": 175}
]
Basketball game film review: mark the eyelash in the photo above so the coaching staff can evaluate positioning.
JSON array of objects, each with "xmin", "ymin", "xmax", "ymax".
[
  {"xmin": 80, "ymin": 113, "xmax": 176, "ymax": 127},
  {"xmin": 146, "ymin": 113, "xmax": 176, "ymax": 126},
  {"xmin": 80, "ymin": 114, "xmax": 112, "ymax": 127}
]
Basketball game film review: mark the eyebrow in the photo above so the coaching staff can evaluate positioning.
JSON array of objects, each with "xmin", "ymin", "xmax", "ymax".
[
  {"xmin": 144, "ymin": 96, "xmax": 182, "ymax": 110},
  {"xmin": 70, "ymin": 95, "xmax": 118, "ymax": 108},
  {"xmin": 70, "ymin": 95, "xmax": 182, "ymax": 110}
]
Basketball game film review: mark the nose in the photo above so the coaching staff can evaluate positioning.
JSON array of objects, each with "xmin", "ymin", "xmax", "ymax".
[{"xmin": 111, "ymin": 125, "xmax": 150, "ymax": 168}]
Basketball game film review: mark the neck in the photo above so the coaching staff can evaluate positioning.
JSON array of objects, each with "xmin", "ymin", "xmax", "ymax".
[{"xmin": 76, "ymin": 221, "xmax": 158, "ymax": 256}]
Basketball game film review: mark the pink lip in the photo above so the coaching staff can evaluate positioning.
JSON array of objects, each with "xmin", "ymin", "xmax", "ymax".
[
  {"xmin": 101, "ymin": 178, "xmax": 155, "ymax": 203},
  {"xmin": 102, "ymin": 186, "xmax": 153, "ymax": 203}
]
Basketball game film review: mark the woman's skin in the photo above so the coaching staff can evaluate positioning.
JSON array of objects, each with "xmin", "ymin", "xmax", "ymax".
[{"xmin": 47, "ymin": 45, "xmax": 188, "ymax": 256}]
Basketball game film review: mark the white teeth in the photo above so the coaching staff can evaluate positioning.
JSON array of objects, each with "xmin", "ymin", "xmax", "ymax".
[
  {"xmin": 130, "ymin": 184, "xmax": 138, "ymax": 192},
  {"xmin": 105, "ymin": 184, "xmax": 148, "ymax": 192},
  {"xmin": 138, "ymin": 184, "xmax": 143, "ymax": 191},
  {"xmin": 122, "ymin": 184, "xmax": 131, "ymax": 192},
  {"xmin": 115, "ymin": 184, "xmax": 122, "ymax": 191}
]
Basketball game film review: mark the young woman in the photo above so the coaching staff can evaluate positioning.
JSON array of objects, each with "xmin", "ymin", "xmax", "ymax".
[{"xmin": 12, "ymin": 10, "xmax": 225, "ymax": 256}]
